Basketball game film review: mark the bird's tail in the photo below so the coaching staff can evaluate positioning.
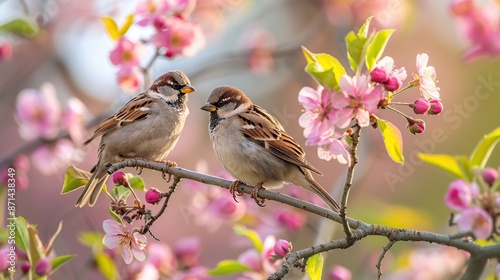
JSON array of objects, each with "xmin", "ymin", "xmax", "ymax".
[
  {"xmin": 301, "ymin": 169, "xmax": 340, "ymax": 212},
  {"xmin": 75, "ymin": 166, "xmax": 108, "ymax": 207}
]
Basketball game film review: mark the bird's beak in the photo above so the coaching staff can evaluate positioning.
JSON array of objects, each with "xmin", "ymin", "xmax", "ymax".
[
  {"xmin": 180, "ymin": 85, "xmax": 196, "ymax": 94},
  {"xmin": 200, "ymin": 102, "xmax": 216, "ymax": 112}
]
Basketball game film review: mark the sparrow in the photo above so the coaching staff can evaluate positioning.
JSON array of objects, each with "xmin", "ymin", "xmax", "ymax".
[
  {"xmin": 76, "ymin": 70, "xmax": 195, "ymax": 207},
  {"xmin": 201, "ymin": 85, "xmax": 340, "ymax": 212}
]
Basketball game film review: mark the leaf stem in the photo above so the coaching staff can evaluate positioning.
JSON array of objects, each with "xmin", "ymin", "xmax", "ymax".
[{"xmin": 391, "ymin": 83, "xmax": 414, "ymax": 98}]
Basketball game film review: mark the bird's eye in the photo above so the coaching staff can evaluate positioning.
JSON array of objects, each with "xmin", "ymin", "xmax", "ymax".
[
  {"xmin": 171, "ymin": 83, "xmax": 182, "ymax": 90},
  {"xmin": 216, "ymin": 100, "xmax": 225, "ymax": 107}
]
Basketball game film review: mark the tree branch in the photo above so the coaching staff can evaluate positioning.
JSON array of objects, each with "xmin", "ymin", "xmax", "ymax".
[{"xmin": 107, "ymin": 159, "xmax": 500, "ymax": 280}]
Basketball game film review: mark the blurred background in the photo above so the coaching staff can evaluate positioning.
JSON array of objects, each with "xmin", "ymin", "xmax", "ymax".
[{"xmin": 0, "ymin": 0, "xmax": 499, "ymax": 279}]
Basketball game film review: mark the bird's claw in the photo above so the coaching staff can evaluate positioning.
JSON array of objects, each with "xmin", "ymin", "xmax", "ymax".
[
  {"xmin": 159, "ymin": 160, "xmax": 177, "ymax": 182},
  {"xmin": 250, "ymin": 182, "xmax": 266, "ymax": 207},
  {"xmin": 229, "ymin": 181, "xmax": 245, "ymax": 203}
]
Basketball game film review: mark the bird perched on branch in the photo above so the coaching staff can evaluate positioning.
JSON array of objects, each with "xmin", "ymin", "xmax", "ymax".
[
  {"xmin": 201, "ymin": 85, "xmax": 340, "ymax": 212},
  {"xmin": 76, "ymin": 70, "xmax": 195, "ymax": 207}
]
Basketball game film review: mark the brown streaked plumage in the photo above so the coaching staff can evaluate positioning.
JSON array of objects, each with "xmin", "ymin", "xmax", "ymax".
[
  {"xmin": 201, "ymin": 85, "xmax": 340, "ymax": 212},
  {"xmin": 76, "ymin": 70, "xmax": 195, "ymax": 207}
]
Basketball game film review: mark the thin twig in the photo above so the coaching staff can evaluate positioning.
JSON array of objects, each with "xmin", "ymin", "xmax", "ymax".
[
  {"xmin": 140, "ymin": 176, "xmax": 181, "ymax": 235},
  {"xmin": 340, "ymin": 124, "xmax": 362, "ymax": 239},
  {"xmin": 376, "ymin": 240, "xmax": 397, "ymax": 280}
]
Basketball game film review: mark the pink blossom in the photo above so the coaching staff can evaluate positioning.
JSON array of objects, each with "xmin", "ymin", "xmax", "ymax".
[
  {"xmin": 298, "ymin": 86, "xmax": 337, "ymax": 145},
  {"xmin": 240, "ymin": 28, "xmax": 276, "ymax": 74},
  {"xmin": 330, "ymin": 265, "xmax": 352, "ymax": 280},
  {"xmin": 35, "ymin": 258, "xmax": 51, "ymax": 276},
  {"xmin": 273, "ymin": 239, "xmax": 292, "ymax": 258},
  {"xmin": 145, "ymin": 188, "xmax": 162, "ymax": 204},
  {"xmin": 415, "ymin": 53, "xmax": 440, "ymax": 100},
  {"xmin": 455, "ymin": 207, "xmax": 493, "ymax": 239},
  {"xmin": 451, "ymin": 0, "xmax": 500, "ymax": 60},
  {"xmin": 191, "ymin": 187, "xmax": 246, "ymax": 231},
  {"xmin": 371, "ymin": 56, "xmax": 407, "ymax": 92},
  {"xmin": 238, "ymin": 249, "xmax": 262, "ymax": 272},
  {"xmin": 102, "ymin": 219, "xmax": 148, "ymax": 264},
  {"xmin": 63, "ymin": 97, "xmax": 89, "ymax": 144},
  {"xmin": 406, "ymin": 118, "xmax": 425, "ymax": 135},
  {"xmin": 135, "ymin": 0, "xmax": 171, "ymax": 26},
  {"xmin": 332, "ymin": 74, "xmax": 383, "ymax": 128},
  {"xmin": 32, "ymin": 139, "xmax": 82, "ymax": 175},
  {"xmin": 110, "ymin": 38, "xmax": 146, "ymax": 67},
  {"xmin": 174, "ymin": 237, "xmax": 201, "ymax": 267},
  {"xmin": 151, "ymin": 17, "xmax": 205, "ymax": 58},
  {"xmin": 15, "ymin": 83, "xmax": 61, "ymax": 140},
  {"xmin": 275, "ymin": 209, "xmax": 305, "ymax": 232},
  {"xmin": 428, "ymin": 99, "xmax": 443, "ymax": 115},
  {"xmin": 482, "ymin": 167, "xmax": 498, "ymax": 187},
  {"xmin": 148, "ymin": 243, "xmax": 178, "ymax": 273},
  {"xmin": 261, "ymin": 235, "xmax": 282, "ymax": 274},
  {"xmin": 412, "ymin": 98, "xmax": 430, "ymax": 115},
  {"xmin": 0, "ymin": 40, "xmax": 13, "ymax": 62},
  {"xmin": 112, "ymin": 171, "xmax": 127, "ymax": 185},
  {"xmin": 444, "ymin": 180, "xmax": 476, "ymax": 211},
  {"xmin": 117, "ymin": 65, "xmax": 144, "ymax": 94},
  {"xmin": 316, "ymin": 136, "xmax": 350, "ymax": 165}
]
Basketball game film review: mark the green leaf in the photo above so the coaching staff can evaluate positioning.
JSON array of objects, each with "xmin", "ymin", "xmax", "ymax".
[
  {"xmin": 112, "ymin": 185, "xmax": 131, "ymax": 201},
  {"xmin": 14, "ymin": 216, "xmax": 29, "ymax": 253},
  {"xmin": 28, "ymin": 224, "xmax": 45, "ymax": 265},
  {"xmin": 78, "ymin": 232, "xmax": 104, "ymax": 247},
  {"xmin": 45, "ymin": 220, "xmax": 63, "ymax": 255},
  {"xmin": 377, "ymin": 118, "xmax": 404, "ymax": 164},
  {"xmin": 108, "ymin": 208, "xmax": 123, "ymax": 224},
  {"xmin": 128, "ymin": 175, "xmax": 146, "ymax": 191},
  {"xmin": 469, "ymin": 127, "xmax": 500, "ymax": 169},
  {"xmin": 302, "ymin": 46, "xmax": 346, "ymax": 91},
  {"xmin": 95, "ymin": 252, "xmax": 119, "ymax": 280},
  {"xmin": 0, "ymin": 18, "xmax": 39, "ymax": 38},
  {"xmin": 61, "ymin": 165, "xmax": 92, "ymax": 194},
  {"xmin": 345, "ymin": 16, "xmax": 373, "ymax": 72},
  {"xmin": 365, "ymin": 29, "xmax": 395, "ymax": 71},
  {"xmin": 207, "ymin": 260, "xmax": 252, "ymax": 276},
  {"xmin": 305, "ymin": 253, "xmax": 323, "ymax": 280},
  {"xmin": 233, "ymin": 225, "xmax": 262, "ymax": 252},
  {"xmin": 50, "ymin": 255, "xmax": 75, "ymax": 275},
  {"xmin": 418, "ymin": 154, "xmax": 468, "ymax": 180}
]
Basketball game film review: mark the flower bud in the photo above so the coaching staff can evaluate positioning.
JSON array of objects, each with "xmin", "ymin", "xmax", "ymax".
[
  {"xmin": 482, "ymin": 167, "xmax": 498, "ymax": 187},
  {"xmin": 112, "ymin": 171, "xmax": 127, "ymax": 185},
  {"xmin": 330, "ymin": 265, "xmax": 352, "ymax": 280},
  {"xmin": 21, "ymin": 261, "xmax": 31, "ymax": 274},
  {"xmin": 35, "ymin": 258, "xmax": 51, "ymax": 276},
  {"xmin": 145, "ymin": 188, "xmax": 162, "ymax": 204},
  {"xmin": 407, "ymin": 118, "xmax": 425, "ymax": 134},
  {"xmin": 0, "ymin": 41, "xmax": 13, "ymax": 62},
  {"xmin": 273, "ymin": 239, "xmax": 292, "ymax": 258},
  {"xmin": 384, "ymin": 76, "xmax": 402, "ymax": 92},
  {"xmin": 428, "ymin": 99, "xmax": 443, "ymax": 115},
  {"xmin": 412, "ymin": 98, "xmax": 430, "ymax": 114},
  {"xmin": 370, "ymin": 67, "xmax": 389, "ymax": 83}
]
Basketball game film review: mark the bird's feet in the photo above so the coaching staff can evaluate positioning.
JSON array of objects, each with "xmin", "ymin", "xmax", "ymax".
[
  {"xmin": 229, "ymin": 180, "xmax": 245, "ymax": 203},
  {"xmin": 250, "ymin": 182, "xmax": 266, "ymax": 207},
  {"xmin": 159, "ymin": 160, "xmax": 177, "ymax": 182}
]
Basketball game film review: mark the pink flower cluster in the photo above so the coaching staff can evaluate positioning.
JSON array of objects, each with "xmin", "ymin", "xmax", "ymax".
[
  {"xmin": 124, "ymin": 237, "xmax": 212, "ymax": 279},
  {"xmin": 111, "ymin": 0, "xmax": 205, "ymax": 93},
  {"xmin": 450, "ymin": 0, "xmax": 500, "ymax": 61},
  {"xmin": 444, "ymin": 167, "xmax": 500, "ymax": 239},
  {"xmin": 299, "ymin": 54, "xmax": 443, "ymax": 164},
  {"xmin": 236, "ymin": 235, "xmax": 286, "ymax": 279},
  {"xmin": 14, "ymin": 83, "xmax": 87, "ymax": 175}
]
